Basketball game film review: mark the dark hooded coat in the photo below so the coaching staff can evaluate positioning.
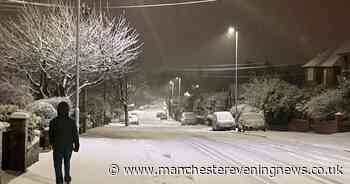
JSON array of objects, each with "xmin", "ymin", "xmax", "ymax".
[{"xmin": 49, "ymin": 102, "xmax": 79, "ymax": 152}]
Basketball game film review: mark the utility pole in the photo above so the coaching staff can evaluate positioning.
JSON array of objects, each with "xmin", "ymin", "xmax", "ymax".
[
  {"xmin": 171, "ymin": 82, "xmax": 174, "ymax": 97},
  {"xmin": 235, "ymin": 30, "xmax": 239, "ymax": 117},
  {"xmin": 124, "ymin": 75, "xmax": 129, "ymax": 126},
  {"xmin": 75, "ymin": 0, "xmax": 81, "ymax": 130},
  {"xmin": 227, "ymin": 26, "xmax": 239, "ymax": 118},
  {"xmin": 179, "ymin": 77, "xmax": 181, "ymax": 97},
  {"xmin": 169, "ymin": 80, "xmax": 174, "ymax": 119},
  {"xmin": 176, "ymin": 77, "xmax": 181, "ymax": 97}
]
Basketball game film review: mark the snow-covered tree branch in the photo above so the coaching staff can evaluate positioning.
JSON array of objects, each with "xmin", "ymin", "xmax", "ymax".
[{"xmin": 0, "ymin": 1, "xmax": 143, "ymax": 99}]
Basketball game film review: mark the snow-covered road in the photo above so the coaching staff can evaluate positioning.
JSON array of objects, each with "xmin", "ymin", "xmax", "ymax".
[{"xmin": 5, "ymin": 107, "xmax": 350, "ymax": 184}]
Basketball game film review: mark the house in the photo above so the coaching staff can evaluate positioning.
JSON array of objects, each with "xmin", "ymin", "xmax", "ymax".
[{"xmin": 303, "ymin": 41, "xmax": 350, "ymax": 88}]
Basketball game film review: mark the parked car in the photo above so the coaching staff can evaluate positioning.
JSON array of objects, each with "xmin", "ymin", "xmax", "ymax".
[
  {"xmin": 128, "ymin": 114, "xmax": 139, "ymax": 125},
  {"xmin": 232, "ymin": 104, "xmax": 266, "ymax": 131},
  {"xmin": 196, "ymin": 114, "xmax": 207, "ymax": 125},
  {"xmin": 180, "ymin": 112, "xmax": 197, "ymax": 125},
  {"xmin": 156, "ymin": 112, "xmax": 162, "ymax": 118},
  {"xmin": 129, "ymin": 110, "xmax": 141, "ymax": 116},
  {"xmin": 138, "ymin": 106, "xmax": 146, "ymax": 110},
  {"xmin": 156, "ymin": 112, "xmax": 167, "ymax": 120},
  {"xmin": 239, "ymin": 112, "xmax": 266, "ymax": 131},
  {"xmin": 209, "ymin": 111, "xmax": 237, "ymax": 131},
  {"xmin": 160, "ymin": 113, "xmax": 168, "ymax": 120}
]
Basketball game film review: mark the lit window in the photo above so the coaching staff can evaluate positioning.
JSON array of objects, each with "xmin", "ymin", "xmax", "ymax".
[
  {"xmin": 307, "ymin": 68, "xmax": 314, "ymax": 81},
  {"xmin": 323, "ymin": 69, "xmax": 328, "ymax": 86}
]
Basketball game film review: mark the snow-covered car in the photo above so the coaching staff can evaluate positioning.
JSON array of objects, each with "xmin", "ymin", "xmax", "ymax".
[
  {"xmin": 129, "ymin": 110, "xmax": 141, "ymax": 116},
  {"xmin": 232, "ymin": 104, "xmax": 266, "ymax": 131},
  {"xmin": 239, "ymin": 112, "xmax": 266, "ymax": 131},
  {"xmin": 180, "ymin": 112, "xmax": 197, "ymax": 125},
  {"xmin": 128, "ymin": 114, "xmax": 139, "ymax": 125},
  {"xmin": 210, "ymin": 111, "xmax": 237, "ymax": 131}
]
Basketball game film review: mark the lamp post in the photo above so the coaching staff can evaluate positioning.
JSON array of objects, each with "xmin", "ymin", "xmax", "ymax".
[
  {"xmin": 75, "ymin": 0, "xmax": 81, "ymax": 129},
  {"xmin": 228, "ymin": 26, "xmax": 239, "ymax": 117},
  {"xmin": 235, "ymin": 30, "xmax": 239, "ymax": 117},
  {"xmin": 176, "ymin": 77, "xmax": 182, "ymax": 97},
  {"xmin": 169, "ymin": 80, "xmax": 175, "ymax": 118}
]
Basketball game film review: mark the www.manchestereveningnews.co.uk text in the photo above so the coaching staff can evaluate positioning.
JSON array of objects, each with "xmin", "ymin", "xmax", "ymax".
[{"xmin": 108, "ymin": 164, "xmax": 344, "ymax": 177}]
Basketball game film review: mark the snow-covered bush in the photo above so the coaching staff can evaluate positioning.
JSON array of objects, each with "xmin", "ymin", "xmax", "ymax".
[
  {"xmin": 39, "ymin": 97, "xmax": 73, "ymax": 116},
  {"xmin": 0, "ymin": 104, "xmax": 19, "ymax": 122},
  {"xmin": 29, "ymin": 113, "xmax": 42, "ymax": 129},
  {"xmin": 28, "ymin": 113, "xmax": 42, "ymax": 142},
  {"xmin": 338, "ymin": 79, "xmax": 350, "ymax": 121},
  {"xmin": 0, "ymin": 121, "xmax": 9, "ymax": 130},
  {"xmin": 241, "ymin": 77, "xmax": 303, "ymax": 124},
  {"xmin": 232, "ymin": 104, "xmax": 261, "ymax": 114},
  {"xmin": 39, "ymin": 97, "xmax": 72, "ymax": 110},
  {"xmin": 305, "ymin": 90, "xmax": 345, "ymax": 121},
  {"xmin": 302, "ymin": 85, "xmax": 327, "ymax": 101},
  {"xmin": 338, "ymin": 77, "xmax": 350, "ymax": 99},
  {"xmin": 26, "ymin": 101, "xmax": 57, "ymax": 128}
]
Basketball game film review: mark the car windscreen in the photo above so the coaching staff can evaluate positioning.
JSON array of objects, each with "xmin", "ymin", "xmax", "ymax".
[
  {"xmin": 183, "ymin": 113, "xmax": 195, "ymax": 118},
  {"xmin": 216, "ymin": 112, "xmax": 234, "ymax": 122}
]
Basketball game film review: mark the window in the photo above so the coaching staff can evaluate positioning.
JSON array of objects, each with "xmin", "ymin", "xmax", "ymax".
[
  {"xmin": 307, "ymin": 68, "xmax": 314, "ymax": 81},
  {"xmin": 323, "ymin": 69, "xmax": 328, "ymax": 86}
]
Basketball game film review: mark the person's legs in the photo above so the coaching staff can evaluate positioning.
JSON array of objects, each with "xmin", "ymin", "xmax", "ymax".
[
  {"xmin": 53, "ymin": 151, "xmax": 64, "ymax": 184},
  {"xmin": 63, "ymin": 148, "xmax": 73, "ymax": 183}
]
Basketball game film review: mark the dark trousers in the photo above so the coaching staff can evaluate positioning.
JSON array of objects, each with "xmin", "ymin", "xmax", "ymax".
[{"xmin": 53, "ymin": 148, "xmax": 73, "ymax": 184}]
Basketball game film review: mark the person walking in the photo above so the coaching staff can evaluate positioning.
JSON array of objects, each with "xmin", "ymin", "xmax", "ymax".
[{"xmin": 49, "ymin": 102, "xmax": 80, "ymax": 184}]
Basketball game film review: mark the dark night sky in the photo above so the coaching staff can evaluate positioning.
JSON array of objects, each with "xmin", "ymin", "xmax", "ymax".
[{"xmin": 1, "ymin": 0, "xmax": 350, "ymax": 70}]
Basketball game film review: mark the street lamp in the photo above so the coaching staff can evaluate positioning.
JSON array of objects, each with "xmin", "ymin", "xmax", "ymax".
[
  {"xmin": 194, "ymin": 84, "xmax": 200, "ymax": 89},
  {"xmin": 168, "ymin": 80, "xmax": 175, "ymax": 119},
  {"xmin": 228, "ymin": 27, "xmax": 235, "ymax": 36},
  {"xmin": 227, "ymin": 26, "xmax": 239, "ymax": 118}
]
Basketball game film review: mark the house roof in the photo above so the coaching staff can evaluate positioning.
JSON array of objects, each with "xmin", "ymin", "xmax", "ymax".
[
  {"xmin": 303, "ymin": 48, "xmax": 334, "ymax": 68},
  {"xmin": 337, "ymin": 40, "xmax": 350, "ymax": 55},
  {"xmin": 303, "ymin": 40, "xmax": 350, "ymax": 68}
]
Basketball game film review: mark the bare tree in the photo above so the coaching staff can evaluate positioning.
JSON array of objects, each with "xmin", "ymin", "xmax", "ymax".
[{"xmin": 0, "ymin": 2, "xmax": 142, "ymax": 99}]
